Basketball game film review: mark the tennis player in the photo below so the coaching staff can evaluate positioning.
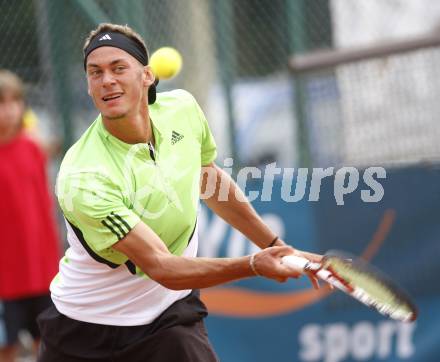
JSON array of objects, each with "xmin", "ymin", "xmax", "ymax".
[{"xmin": 37, "ymin": 23, "xmax": 321, "ymax": 362}]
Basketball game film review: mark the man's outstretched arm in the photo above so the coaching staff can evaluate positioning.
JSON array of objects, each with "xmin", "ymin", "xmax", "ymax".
[
  {"xmin": 200, "ymin": 162, "xmax": 321, "ymax": 287},
  {"xmin": 113, "ymin": 221, "xmax": 303, "ymax": 290}
]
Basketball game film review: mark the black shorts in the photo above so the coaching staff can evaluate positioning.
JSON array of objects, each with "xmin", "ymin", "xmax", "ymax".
[
  {"xmin": 37, "ymin": 290, "xmax": 219, "ymax": 362},
  {"xmin": 0, "ymin": 293, "xmax": 52, "ymax": 346}
]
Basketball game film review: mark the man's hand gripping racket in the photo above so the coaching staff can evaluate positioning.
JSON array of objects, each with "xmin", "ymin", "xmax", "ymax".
[{"xmin": 282, "ymin": 251, "xmax": 417, "ymax": 322}]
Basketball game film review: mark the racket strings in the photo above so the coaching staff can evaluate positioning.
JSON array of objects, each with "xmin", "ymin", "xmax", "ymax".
[
  {"xmin": 325, "ymin": 265, "xmax": 354, "ymax": 292},
  {"xmin": 326, "ymin": 258, "xmax": 415, "ymax": 321}
]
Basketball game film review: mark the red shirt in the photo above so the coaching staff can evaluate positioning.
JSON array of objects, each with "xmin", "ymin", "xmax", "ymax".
[{"xmin": 0, "ymin": 133, "xmax": 60, "ymax": 299}]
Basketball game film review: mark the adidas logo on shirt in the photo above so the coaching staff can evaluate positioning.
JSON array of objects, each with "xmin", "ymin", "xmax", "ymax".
[
  {"xmin": 99, "ymin": 34, "xmax": 112, "ymax": 41},
  {"xmin": 171, "ymin": 131, "xmax": 184, "ymax": 145}
]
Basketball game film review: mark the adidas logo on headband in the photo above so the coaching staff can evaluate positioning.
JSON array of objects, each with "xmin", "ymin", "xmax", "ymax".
[{"xmin": 99, "ymin": 34, "xmax": 112, "ymax": 41}]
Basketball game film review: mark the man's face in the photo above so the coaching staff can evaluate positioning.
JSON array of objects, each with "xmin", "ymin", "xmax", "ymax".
[
  {"xmin": 0, "ymin": 91, "xmax": 24, "ymax": 130},
  {"xmin": 86, "ymin": 46, "xmax": 153, "ymax": 120}
]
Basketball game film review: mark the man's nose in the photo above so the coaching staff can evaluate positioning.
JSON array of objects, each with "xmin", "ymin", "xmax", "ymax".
[{"xmin": 102, "ymin": 70, "xmax": 116, "ymax": 86}]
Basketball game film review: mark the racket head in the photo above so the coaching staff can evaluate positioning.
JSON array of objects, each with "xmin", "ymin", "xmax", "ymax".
[{"xmin": 322, "ymin": 250, "xmax": 418, "ymax": 322}]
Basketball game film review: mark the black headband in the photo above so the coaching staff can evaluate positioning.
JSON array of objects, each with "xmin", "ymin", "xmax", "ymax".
[
  {"xmin": 83, "ymin": 31, "xmax": 148, "ymax": 69},
  {"xmin": 83, "ymin": 31, "xmax": 157, "ymax": 104}
]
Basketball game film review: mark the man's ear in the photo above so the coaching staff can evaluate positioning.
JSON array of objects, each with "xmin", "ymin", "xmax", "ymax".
[{"xmin": 143, "ymin": 65, "xmax": 155, "ymax": 87}]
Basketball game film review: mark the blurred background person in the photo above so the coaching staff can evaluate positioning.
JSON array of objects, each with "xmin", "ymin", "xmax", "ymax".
[{"xmin": 0, "ymin": 69, "xmax": 60, "ymax": 362}]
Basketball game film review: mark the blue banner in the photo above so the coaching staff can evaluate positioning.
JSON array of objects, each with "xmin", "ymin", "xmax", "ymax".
[{"xmin": 199, "ymin": 166, "xmax": 440, "ymax": 362}]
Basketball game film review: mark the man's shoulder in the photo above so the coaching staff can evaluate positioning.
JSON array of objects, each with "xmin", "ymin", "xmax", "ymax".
[
  {"xmin": 151, "ymin": 89, "xmax": 203, "ymax": 131},
  {"xmin": 57, "ymin": 148, "xmax": 116, "ymax": 215},
  {"xmin": 155, "ymin": 89, "xmax": 198, "ymax": 109},
  {"xmin": 58, "ymin": 119, "xmax": 112, "ymax": 180}
]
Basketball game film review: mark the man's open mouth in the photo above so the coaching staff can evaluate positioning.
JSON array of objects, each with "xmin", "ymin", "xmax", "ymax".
[{"xmin": 102, "ymin": 93, "xmax": 123, "ymax": 101}]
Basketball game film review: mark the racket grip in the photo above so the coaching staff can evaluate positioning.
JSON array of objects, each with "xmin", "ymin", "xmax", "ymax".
[{"xmin": 281, "ymin": 255, "xmax": 309, "ymax": 272}]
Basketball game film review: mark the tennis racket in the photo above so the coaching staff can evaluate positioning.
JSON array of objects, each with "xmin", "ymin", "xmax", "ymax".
[{"xmin": 281, "ymin": 251, "xmax": 417, "ymax": 322}]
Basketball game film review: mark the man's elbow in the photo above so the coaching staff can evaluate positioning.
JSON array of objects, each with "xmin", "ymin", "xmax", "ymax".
[
  {"xmin": 147, "ymin": 268, "xmax": 186, "ymax": 291},
  {"xmin": 155, "ymin": 277, "xmax": 187, "ymax": 291}
]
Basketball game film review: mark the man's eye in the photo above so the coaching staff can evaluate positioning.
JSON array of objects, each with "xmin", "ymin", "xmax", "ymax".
[
  {"xmin": 89, "ymin": 70, "xmax": 101, "ymax": 76},
  {"xmin": 115, "ymin": 66, "xmax": 125, "ymax": 73}
]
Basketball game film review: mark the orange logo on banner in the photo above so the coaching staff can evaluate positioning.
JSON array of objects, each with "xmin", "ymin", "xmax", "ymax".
[{"xmin": 201, "ymin": 209, "xmax": 396, "ymax": 318}]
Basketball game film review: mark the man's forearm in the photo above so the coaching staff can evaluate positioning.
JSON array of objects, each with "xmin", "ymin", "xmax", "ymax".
[
  {"xmin": 147, "ymin": 253, "xmax": 254, "ymax": 290},
  {"xmin": 148, "ymin": 246, "xmax": 303, "ymax": 289}
]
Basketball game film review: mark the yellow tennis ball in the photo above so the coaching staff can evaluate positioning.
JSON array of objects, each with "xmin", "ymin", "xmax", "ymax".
[{"xmin": 150, "ymin": 47, "xmax": 182, "ymax": 80}]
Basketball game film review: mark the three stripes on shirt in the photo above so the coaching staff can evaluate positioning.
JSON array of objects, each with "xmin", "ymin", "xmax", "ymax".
[{"xmin": 102, "ymin": 212, "xmax": 130, "ymax": 239}]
